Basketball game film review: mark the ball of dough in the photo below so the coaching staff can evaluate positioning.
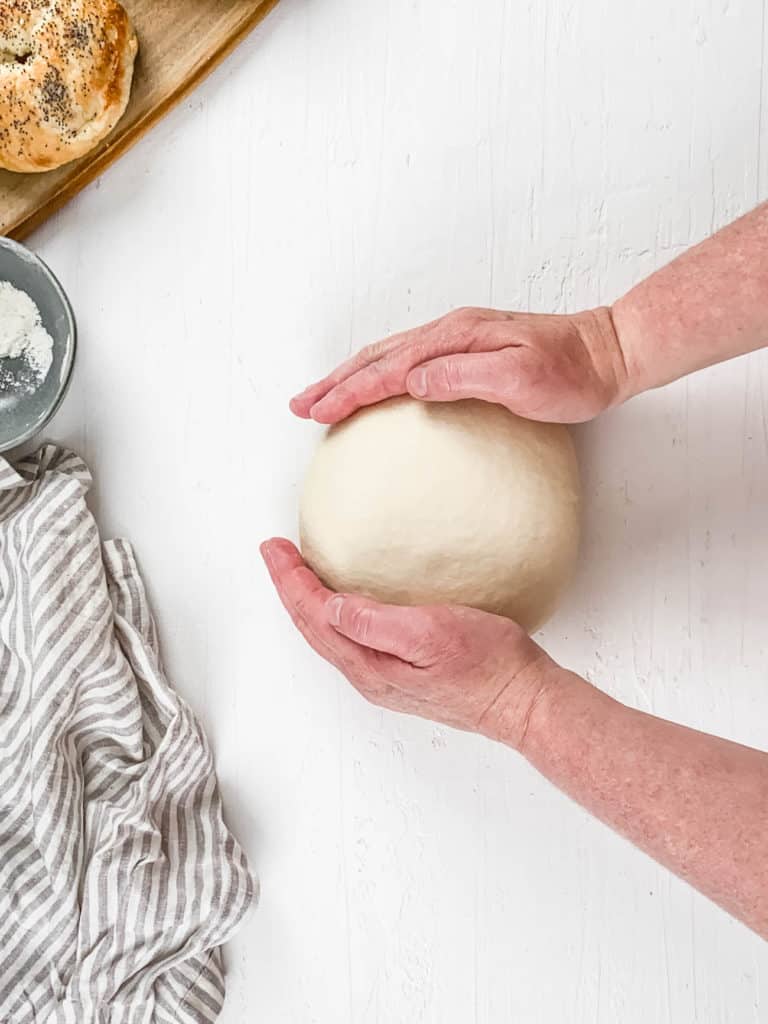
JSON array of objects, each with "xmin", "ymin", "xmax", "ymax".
[
  {"xmin": 0, "ymin": 0, "xmax": 138, "ymax": 173},
  {"xmin": 300, "ymin": 397, "xmax": 581, "ymax": 633}
]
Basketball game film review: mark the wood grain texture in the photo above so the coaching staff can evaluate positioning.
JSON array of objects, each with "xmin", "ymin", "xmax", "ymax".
[
  {"xmin": 0, "ymin": 0, "xmax": 278, "ymax": 239},
  {"xmin": 27, "ymin": 0, "xmax": 768, "ymax": 1020}
]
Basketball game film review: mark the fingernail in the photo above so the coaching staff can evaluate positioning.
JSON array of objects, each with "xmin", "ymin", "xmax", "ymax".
[
  {"xmin": 327, "ymin": 595, "xmax": 345, "ymax": 625},
  {"xmin": 409, "ymin": 369, "xmax": 427, "ymax": 397}
]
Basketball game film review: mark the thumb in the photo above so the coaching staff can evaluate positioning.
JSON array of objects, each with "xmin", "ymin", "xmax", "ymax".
[
  {"xmin": 326, "ymin": 594, "xmax": 446, "ymax": 666},
  {"xmin": 406, "ymin": 351, "xmax": 510, "ymax": 403}
]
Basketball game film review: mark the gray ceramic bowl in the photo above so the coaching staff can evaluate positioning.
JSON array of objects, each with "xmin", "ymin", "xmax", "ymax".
[{"xmin": 0, "ymin": 237, "xmax": 76, "ymax": 453}]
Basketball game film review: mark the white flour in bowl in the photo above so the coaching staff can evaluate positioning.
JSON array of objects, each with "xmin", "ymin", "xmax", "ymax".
[{"xmin": 0, "ymin": 281, "xmax": 54, "ymax": 394}]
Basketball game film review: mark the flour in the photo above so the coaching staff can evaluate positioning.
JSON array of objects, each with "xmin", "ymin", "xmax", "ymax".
[{"xmin": 0, "ymin": 281, "xmax": 54, "ymax": 394}]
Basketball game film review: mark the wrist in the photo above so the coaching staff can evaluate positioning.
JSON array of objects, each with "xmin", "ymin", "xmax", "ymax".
[
  {"xmin": 478, "ymin": 656, "xmax": 587, "ymax": 752},
  {"xmin": 518, "ymin": 666, "xmax": 618, "ymax": 764},
  {"xmin": 609, "ymin": 293, "xmax": 657, "ymax": 400},
  {"xmin": 576, "ymin": 305, "xmax": 635, "ymax": 410}
]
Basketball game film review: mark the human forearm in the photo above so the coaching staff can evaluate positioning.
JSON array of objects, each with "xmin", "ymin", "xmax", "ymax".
[
  {"xmin": 611, "ymin": 202, "xmax": 768, "ymax": 398},
  {"xmin": 263, "ymin": 539, "xmax": 768, "ymax": 936},
  {"xmin": 514, "ymin": 671, "xmax": 768, "ymax": 936}
]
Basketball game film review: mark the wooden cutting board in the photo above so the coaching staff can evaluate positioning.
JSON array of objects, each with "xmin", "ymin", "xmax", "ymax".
[{"xmin": 0, "ymin": 0, "xmax": 278, "ymax": 240}]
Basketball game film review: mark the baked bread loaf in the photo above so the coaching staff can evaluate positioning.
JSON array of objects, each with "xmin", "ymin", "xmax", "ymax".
[{"xmin": 0, "ymin": 0, "xmax": 138, "ymax": 173}]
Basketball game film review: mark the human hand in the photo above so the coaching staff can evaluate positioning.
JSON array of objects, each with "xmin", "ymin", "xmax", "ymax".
[
  {"xmin": 260, "ymin": 538, "xmax": 575, "ymax": 748},
  {"xmin": 290, "ymin": 306, "xmax": 628, "ymax": 425}
]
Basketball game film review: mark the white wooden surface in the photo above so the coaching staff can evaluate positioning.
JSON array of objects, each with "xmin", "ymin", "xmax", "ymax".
[{"xmin": 27, "ymin": 0, "xmax": 768, "ymax": 1019}]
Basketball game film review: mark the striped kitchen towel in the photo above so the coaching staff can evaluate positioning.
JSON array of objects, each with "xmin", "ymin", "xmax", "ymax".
[{"xmin": 0, "ymin": 446, "xmax": 256, "ymax": 1024}]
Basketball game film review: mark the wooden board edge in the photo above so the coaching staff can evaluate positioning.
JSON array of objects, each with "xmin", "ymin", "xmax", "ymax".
[{"xmin": 8, "ymin": 0, "xmax": 280, "ymax": 241}]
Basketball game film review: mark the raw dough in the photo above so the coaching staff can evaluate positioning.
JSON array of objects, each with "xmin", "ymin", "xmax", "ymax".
[{"xmin": 299, "ymin": 396, "xmax": 581, "ymax": 633}]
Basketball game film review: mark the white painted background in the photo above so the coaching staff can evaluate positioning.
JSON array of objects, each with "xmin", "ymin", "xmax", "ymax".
[{"xmin": 25, "ymin": 0, "xmax": 768, "ymax": 1019}]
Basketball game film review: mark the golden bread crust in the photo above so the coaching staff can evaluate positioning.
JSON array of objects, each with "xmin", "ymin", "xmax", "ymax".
[{"xmin": 0, "ymin": 0, "xmax": 138, "ymax": 173}]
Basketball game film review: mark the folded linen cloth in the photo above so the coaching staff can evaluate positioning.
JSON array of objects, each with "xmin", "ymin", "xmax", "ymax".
[{"xmin": 0, "ymin": 447, "xmax": 256, "ymax": 1024}]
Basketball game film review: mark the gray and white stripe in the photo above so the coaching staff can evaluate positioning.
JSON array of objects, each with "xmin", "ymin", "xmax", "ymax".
[{"xmin": 0, "ymin": 446, "xmax": 256, "ymax": 1023}]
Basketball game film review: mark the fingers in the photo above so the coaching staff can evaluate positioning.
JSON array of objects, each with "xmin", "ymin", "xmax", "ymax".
[
  {"xmin": 406, "ymin": 350, "xmax": 515, "ymax": 404},
  {"xmin": 261, "ymin": 541, "xmax": 553, "ymax": 738},
  {"xmin": 260, "ymin": 537, "xmax": 329, "ymax": 609},
  {"xmin": 326, "ymin": 594, "xmax": 449, "ymax": 667},
  {"xmin": 298, "ymin": 335, "xmax": 509, "ymax": 424},
  {"xmin": 289, "ymin": 325, "xmax": 428, "ymax": 419},
  {"xmin": 306, "ymin": 356, "xmax": 408, "ymax": 424},
  {"xmin": 260, "ymin": 538, "xmax": 354, "ymax": 666},
  {"xmin": 289, "ymin": 308, "xmax": 511, "ymax": 423},
  {"xmin": 260, "ymin": 538, "xmax": 410, "ymax": 696},
  {"xmin": 262, "ymin": 542, "xmax": 440, "ymax": 668}
]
